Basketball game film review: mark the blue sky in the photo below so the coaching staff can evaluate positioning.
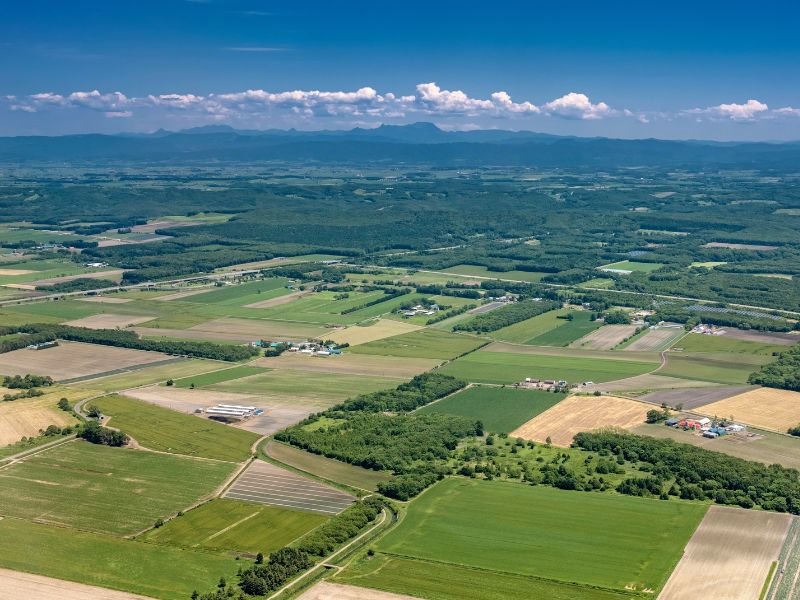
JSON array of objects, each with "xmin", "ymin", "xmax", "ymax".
[{"xmin": 2, "ymin": 0, "xmax": 799, "ymax": 139}]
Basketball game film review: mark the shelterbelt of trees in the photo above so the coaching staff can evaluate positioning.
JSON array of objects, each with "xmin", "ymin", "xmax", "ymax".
[
  {"xmin": 0, "ymin": 324, "xmax": 259, "ymax": 362},
  {"xmin": 276, "ymin": 372, "xmax": 476, "ymax": 500}
]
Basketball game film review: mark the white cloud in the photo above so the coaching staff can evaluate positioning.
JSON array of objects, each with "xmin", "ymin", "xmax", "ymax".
[
  {"xmin": 774, "ymin": 106, "xmax": 800, "ymax": 117},
  {"xmin": 104, "ymin": 111, "xmax": 133, "ymax": 118},
  {"xmin": 687, "ymin": 99, "xmax": 769, "ymax": 121},
  {"xmin": 542, "ymin": 92, "xmax": 613, "ymax": 120}
]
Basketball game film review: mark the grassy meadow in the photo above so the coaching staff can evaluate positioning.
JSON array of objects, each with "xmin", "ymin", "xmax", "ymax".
[
  {"xmin": 659, "ymin": 352, "xmax": 771, "ymax": 385},
  {"xmin": 350, "ymin": 328, "xmax": 486, "ymax": 360},
  {"xmin": 526, "ymin": 311, "xmax": 603, "ymax": 346},
  {"xmin": 92, "ymin": 394, "xmax": 259, "ymax": 461}
]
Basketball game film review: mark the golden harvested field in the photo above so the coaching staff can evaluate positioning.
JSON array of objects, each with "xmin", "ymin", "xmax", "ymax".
[
  {"xmin": 0, "ymin": 568, "xmax": 153, "ymax": 600},
  {"xmin": 0, "ymin": 395, "xmax": 78, "ymax": 446},
  {"xmin": 0, "ymin": 269, "xmax": 34, "ymax": 276},
  {"xmin": 31, "ymin": 270, "xmax": 125, "ymax": 287},
  {"xmin": 297, "ymin": 582, "xmax": 418, "ymax": 600},
  {"xmin": 253, "ymin": 353, "xmax": 440, "ymax": 378},
  {"xmin": 153, "ymin": 288, "xmax": 214, "ymax": 302},
  {"xmin": 625, "ymin": 328, "xmax": 685, "ymax": 352},
  {"xmin": 511, "ymin": 395, "xmax": 651, "ymax": 447},
  {"xmin": 77, "ymin": 296, "xmax": 132, "ymax": 304},
  {"xmin": 570, "ymin": 325, "xmax": 638, "ymax": 350},
  {"xmin": 0, "ymin": 341, "xmax": 170, "ymax": 380},
  {"xmin": 64, "ymin": 314, "xmax": 156, "ymax": 329},
  {"xmin": 658, "ymin": 506, "xmax": 791, "ymax": 600},
  {"xmin": 244, "ymin": 291, "xmax": 307, "ymax": 309},
  {"xmin": 699, "ymin": 388, "xmax": 800, "ymax": 432},
  {"xmin": 326, "ymin": 319, "xmax": 422, "ymax": 346}
]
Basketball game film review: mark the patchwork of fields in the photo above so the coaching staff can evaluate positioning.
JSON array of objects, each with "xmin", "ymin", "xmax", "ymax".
[{"xmin": 337, "ymin": 478, "xmax": 706, "ymax": 598}]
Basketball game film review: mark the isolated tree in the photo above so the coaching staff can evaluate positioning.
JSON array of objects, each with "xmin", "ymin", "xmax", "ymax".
[{"xmin": 255, "ymin": 552, "xmax": 264, "ymax": 564}]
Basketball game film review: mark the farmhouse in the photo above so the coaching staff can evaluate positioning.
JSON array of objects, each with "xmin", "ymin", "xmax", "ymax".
[{"xmin": 203, "ymin": 404, "xmax": 261, "ymax": 422}]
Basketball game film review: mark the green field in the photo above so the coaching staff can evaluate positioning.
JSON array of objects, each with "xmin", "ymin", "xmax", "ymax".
[
  {"xmin": 344, "ymin": 478, "xmax": 705, "ymax": 597},
  {"xmin": 142, "ymin": 498, "xmax": 326, "ymax": 555},
  {"xmin": 599, "ymin": 261, "xmax": 664, "ymax": 273},
  {"xmin": 418, "ymin": 386, "xmax": 565, "ymax": 433},
  {"xmin": 0, "ymin": 518, "xmax": 238, "ymax": 600},
  {"xmin": 266, "ymin": 440, "xmax": 393, "ymax": 491},
  {"xmin": 93, "ymin": 395, "xmax": 259, "ymax": 461},
  {"xmin": 441, "ymin": 349, "xmax": 657, "ymax": 384},
  {"xmin": 337, "ymin": 555, "xmax": 632, "ymax": 600},
  {"xmin": 440, "ymin": 264, "xmax": 546, "ymax": 282},
  {"xmin": 173, "ymin": 364, "xmax": 267, "ymax": 388},
  {"xmin": 0, "ymin": 257, "xmax": 95, "ymax": 286},
  {"xmin": 659, "ymin": 352, "xmax": 771, "ymax": 384},
  {"xmin": 0, "ymin": 441, "xmax": 234, "ymax": 535},
  {"xmin": 183, "ymin": 278, "xmax": 292, "ymax": 306},
  {"xmin": 211, "ymin": 369, "xmax": 399, "ymax": 404},
  {"xmin": 526, "ymin": 311, "xmax": 603, "ymax": 346},
  {"xmin": 672, "ymin": 333, "xmax": 788, "ymax": 356},
  {"xmin": 350, "ymin": 328, "xmax": 486, "ymax": 360},
  {"xmin": 76, "ymin": 359, "xmax": 223, "ymax": 393},
  {"xmin": 255, "ymin": 290, "xmax": 401, "ymax": 324}
]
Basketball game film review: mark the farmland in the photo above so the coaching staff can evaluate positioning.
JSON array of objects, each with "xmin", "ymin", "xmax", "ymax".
[
  {"xmin": 599, "ymin": 260, "xmax": 664, "ymax": 273},
  {"xmin": 0, "ymin": 441, "xmax": 234, "ymax": 535},
  {"xmin": 92, "ymin": 394, "xmax": 259, "ymax": 461},
  {"xmin": 623, "ymin": 328, "xmax": 685, "ymax": 352},
  {"xmin": 338, "ymin": 478, "xmax": 705, "ymax": 598},
  {"xmin": 0, "ymin": 341, "xmax": 172, "ymax": 381},
  {"xmin": 0, "ymin": 518, "xmax": 239, "ymax": 600},
  {"xmin": 659, "ymin": 506, "xmax": 791, "ymax": 600},
  {"xmin": 438, "ymin": 264, "xmax": 546, "ymax": 282},
  {"xmin": 511, "ymin": 394, "xmax": 651, "ymax": 446},
  {"xmin": 255, "ymin": 352, "xmax": 441, "ymax": 378},
  {"xmin": 265, "ymin": 439, "xmax": 393, "ymax": 491},
  {"xmin": 488, "ymin": 308, "xmax": 568, "ymax": 343},
  {"xmin": 75, "ymin": 358, "xmax": 223, "ymax": 393},
  {"xmin": 659, "ymin": 352, "xmax": 771, "ymax": 385},
  {"xmin": 349, "ymin": 328, "xmax": 486, "ymax": 359},
  {"xmin": 418, "ymin": 386, "xmax": 565, "ymax": 433},
  {"xmin": 141, "ymin": 498, "xmax": 327, "ymax": 555},
  {"xmin": 0, "ymin": 393, "xmax": 79, "ymax": 446},
  {"xmin": 172, "ymin": 364, "xmax": 267, "ymax": 388},
  {"xmin": 326, "ymin": 319, "xmax": 421, "ymax": 346},
  {"xmin": 672, "ymin": 333, "xmax": 789, "ymax": 356},
  {"xmin": 525, "ymin": 311, "xmax": 603, "ymax": 346},
  {"xmin": 441, "ymin": 347, "xmax": 658, "ymax": 384},
  {"xmin": 570, "ymin": 324, "xmax": 639, "ymax": 350},
  {"xmin": 698, "ymin": 388, "xmax": 800, "ymax": 432}
]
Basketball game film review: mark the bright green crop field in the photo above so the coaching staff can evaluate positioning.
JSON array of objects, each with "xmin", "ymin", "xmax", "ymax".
[
  {"xmin": 440, "ymin": 349, "xmax": 656, "ymax": 384},
  {"xmin": 93, "ymin": 394, "xmax": 259, "ymax": 461},
  {"xmin": 418, "ymin": 386, "xmax": 565, "ymax": 433},
  {"xmin": 526, "ymin": 311, "xmax": 603, "ymax": 346},
  {"xmin": 488, "ymin": 308, "xmax": 568, "ymax": 343},
  {"xmin": 343, "ymin": 478, "xmax": 705, "ymax": 598},
  {"xmin": 142, "ymin": 498, "xmax": 326, "ymax": 555},
  {"xmin": 0, "ymin": 518, "xmax": 238, "ymax": 600},
  {"xmin": 182, "ymin": 277, "xmax": 292, "ymax": 306},
  {"xmin": 672, "ymin": 333, "xmax": 788, "ymax": 356},
  {"xmin": 350, "ymin": 328, "xmax": 486, "ymax": 360},
  {"xmin": 659, "ymin": 352, "xmax": 771, "ymax": 384},
  {"xmin": 0, "ymin": 441, "xmax": 234, "ymax": 535}
]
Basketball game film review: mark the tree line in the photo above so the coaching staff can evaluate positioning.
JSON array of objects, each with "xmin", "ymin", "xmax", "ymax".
[{"xmin": 454, "ymin": 299, "xmax": 560, "ymax": 333}]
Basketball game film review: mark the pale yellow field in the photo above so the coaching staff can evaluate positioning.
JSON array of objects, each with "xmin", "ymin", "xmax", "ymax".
[
  {"xmin": 624, "ymin": 328, "xmax": 684, "ymax": 352},
  {"xmin": 189, "ymin": 317, "xmax": 330, "ymax": 340},
  {"xmin": 123, "ymin": 385, "xmax": 262, "ymax": 413},
  {"xmin": 31, "ymin": 269, "xmax": 125, "ymax": 287},
  {"xmin": 254, "ymin": 353, "xmax": 441, "ymax": 378},
  {"xmin": 298, "ymin": 582, "xmax": 418, "ymax": 600},
  {"xmin": 326, "ymin": 319, "xmax": 421, "ymax": 346},
  {"xmin": 570, "ymin": 325, "xmax": 638, "ymax": 350},
  {"xmin": 65, "ymin": 314, "xmax": 156, "ymax": 329},
  {"xmin": 153, "ymin": 287, "xmax": 215, "ymax": 301},
  {"xmin": 658, "ymin": 506, "xmax": 790, "ymax": 600},
  {"xmin": 0, "ymin": 341, "xmax": 170, "ymax": 380},
  {"xmin": 244, "ymin": 291, "xmax": 307, "ymax": 309},
  {"xmin": 0, "ymin": 568, "xmax": 153, "ymax": 600},
  {"xmin": 0, "ymin": 395, "xmax": 79, "ymax": 446},
  {"xmin": 699, "ymin": 387, "xmax": 800, "ymax": 432},
  {"xmin": 77, "ymin": 296, "xmax": 132, "ymax": 304},
  {"xmin": 511, "ymin": 395, "xmax": 651, "ymax": 447},
  {"xmin": 0, "ymin": 269, "xmax": 34, "ymax": 276}
]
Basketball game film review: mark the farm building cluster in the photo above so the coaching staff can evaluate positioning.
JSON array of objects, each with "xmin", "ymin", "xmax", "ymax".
[
  {"xmin": 401, "ymin": 303, "xmax": 441, "ymax": 318},
  {"xmin": 516, "ymin": 377, "xmax": 570, "ymax": 392},
  {"xmin": 664, "ymin": 416, "xmax": 746, "ymax": 439},
  {"xmin": 197, "ymin": 404, "xmax": 264, "ymax": 422},
  {"xmin": 249, "ymin": 340, "xmax": 343, "ymax": 356},
  {"xmin": 691, "ymin": 324, "xmax": 726, "ymax": 335}
]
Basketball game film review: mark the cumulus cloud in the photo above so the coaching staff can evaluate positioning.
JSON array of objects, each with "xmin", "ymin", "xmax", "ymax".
[
  {"xmin": 542, "ymin": 93, "xmax": 613, "ymax": 120},
  {"xmin": 687, "ymin": 99, "xmax": 769, "ymax": 121},
  {"xmin": 1, "ymin": 83, "xmax": 626, "ymax": 126},
  {"xmin": 774, "ymin": 106, "xmax": 800, "ymax": 117}
]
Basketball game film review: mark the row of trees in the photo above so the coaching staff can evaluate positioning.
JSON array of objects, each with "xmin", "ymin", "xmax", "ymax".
[
  {"xmin": 454, "ymin": 299, "xmax": 560, "ymax": 333},
  {"xmin": 3, "ymin": 374, "xmax": 54, "ymax": 389},
  {"xmin": 5, "ymin": 324, "xmax": 259, "ymax": 362}
]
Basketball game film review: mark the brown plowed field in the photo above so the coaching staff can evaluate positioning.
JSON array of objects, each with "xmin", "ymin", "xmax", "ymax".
[
  {"xmin": 510, "ymin": 394, "xmax": 650, "ymax": 447},
  {"xmin": 570, "ymin": 325, "xmax": 638, "ymax": 350},
  {"xmin": 0, "ymin": 341, "xmax": 170, "ymax": 381},
  {"xmin": 0, "ymin": 568, "xmax": 154, "ymax": 600},
  {"xmin": 658, "ymin": 506, "xmax": 791, "ymax": 600}
]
